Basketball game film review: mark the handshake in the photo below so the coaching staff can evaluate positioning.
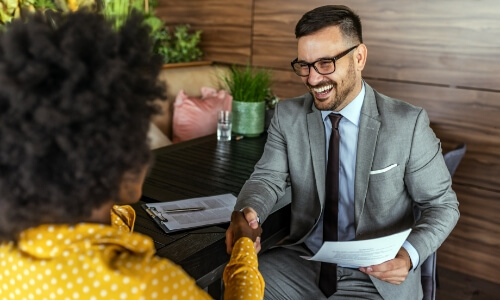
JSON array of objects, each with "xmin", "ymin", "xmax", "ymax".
[{"xmin": 225, "ymin": 208, "xmax": 262, "ymax": 254}]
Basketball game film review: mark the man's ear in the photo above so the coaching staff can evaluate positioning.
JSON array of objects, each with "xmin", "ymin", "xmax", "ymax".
[{"xmin": 355, "ymin": 44, "xmax": 368, "ymax": 71}]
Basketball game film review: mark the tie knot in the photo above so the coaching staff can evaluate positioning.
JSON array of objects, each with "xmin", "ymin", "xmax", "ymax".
[{"xmin": 328, "ymin": 113, "xmax": 342, "ymax": 129}]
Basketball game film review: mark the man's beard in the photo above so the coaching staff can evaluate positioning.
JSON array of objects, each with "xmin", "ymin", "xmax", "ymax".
[{"xmin": 309, "ymin": 60, "xmax": 357, "ymax": 111}]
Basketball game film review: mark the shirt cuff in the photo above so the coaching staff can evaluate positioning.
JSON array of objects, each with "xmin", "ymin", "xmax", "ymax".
[{"xmin": 402, "ymin": 241, "xmax": 420, "ymax": 271}]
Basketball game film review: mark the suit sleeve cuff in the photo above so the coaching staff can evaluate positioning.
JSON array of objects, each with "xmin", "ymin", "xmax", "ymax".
[{"xmin": 403, "ymin": 241, "xmax": 420, "ymax": 271}]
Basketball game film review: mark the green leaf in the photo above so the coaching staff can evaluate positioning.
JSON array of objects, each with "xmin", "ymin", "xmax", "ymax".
[{"xmin": 33, "ymin": 0, "xmax": 57, "ymax": 10}]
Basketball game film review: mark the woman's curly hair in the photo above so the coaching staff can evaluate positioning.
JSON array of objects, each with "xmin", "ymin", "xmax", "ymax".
[{"xmin": 0, "ymin": 11, "xmax": 166, "ymax": 242}]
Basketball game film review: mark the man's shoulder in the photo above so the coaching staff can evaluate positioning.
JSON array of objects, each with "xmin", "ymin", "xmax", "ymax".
[
  {"xmin": 276, "ymin": 93, "xmax": 313, "ymax": 111},
  {"xmin": 368, "ymin": 85, "xmax": 424, "ymax": 119},
  {"xmin": 279, "ymin": 92, "xmax": 311, "ymax": 103},
  {"xmin": 375, "ymin": 90, "xmax": 421, "ymax": 110}
]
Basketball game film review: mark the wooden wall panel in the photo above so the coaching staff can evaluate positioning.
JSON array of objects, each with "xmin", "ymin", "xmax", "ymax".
[
  {"xmin": 252, "ymin": 0, "xmax": 330, "ymax": 69},
  {"xmin": 358, "ymin": 0, "xmax": 500, "ymax": 91},
  {"xmin": 269, "ymin": 69, "xmax": 308, "ymax": 100},
  {"xmin": 253, "ymin": 0, "xmax": 500, "ymax": 90},
  {"xmin": 438, "ymin": 185, "xmax": 500, "ymax": 284},
  {"xmin": 197, "ymin": 27, "xmax": 252, "ymax": 64},
  {"xmin": 156, "ymin": 0, "xmax": 253, "ymax": 64}
]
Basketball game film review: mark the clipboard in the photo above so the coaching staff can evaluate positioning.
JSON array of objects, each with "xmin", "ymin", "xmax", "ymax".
[{"xmin": 141, "ymin": 193, "xmax": 237, "ymax": 233}]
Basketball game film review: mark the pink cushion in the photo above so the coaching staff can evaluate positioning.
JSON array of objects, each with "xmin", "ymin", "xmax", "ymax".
[{"xmin": 172, "ymin": 87, "xmax": 233, "ymax": 143}]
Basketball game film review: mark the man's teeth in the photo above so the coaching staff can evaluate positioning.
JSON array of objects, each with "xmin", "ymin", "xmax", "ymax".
[{"xmin": 313, "ymin": 85, "xmax": 333, "ymax": 93}]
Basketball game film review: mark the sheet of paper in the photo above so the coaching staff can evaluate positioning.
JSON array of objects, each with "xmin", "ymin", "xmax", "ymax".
[
  {"xmin": 144, "ymin": 193, "xmax": 236, "ymax": 232},
  {"xmin": 302, "ymin": 229, "xmax": 411, "ymax": 267}
]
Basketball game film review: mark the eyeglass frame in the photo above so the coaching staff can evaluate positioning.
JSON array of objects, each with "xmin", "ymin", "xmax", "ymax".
[{"xmin": 290, "ymin": 45, "xmax": 360, "ymax": 77}]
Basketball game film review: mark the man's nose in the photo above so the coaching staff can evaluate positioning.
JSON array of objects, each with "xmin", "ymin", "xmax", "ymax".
[{"xmin": 307, "ymin": 66, "xmax": 324, "ymax": 86}]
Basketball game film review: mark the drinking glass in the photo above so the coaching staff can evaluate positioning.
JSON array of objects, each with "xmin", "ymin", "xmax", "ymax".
[{"xmin": 217, "ymin": 110, "xmax": 232, "ymax": 141}]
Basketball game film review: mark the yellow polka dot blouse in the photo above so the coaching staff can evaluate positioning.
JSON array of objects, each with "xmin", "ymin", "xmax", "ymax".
[{"xmin": 0, "ymin": 205, "xmax": 264, "ymax": 299}]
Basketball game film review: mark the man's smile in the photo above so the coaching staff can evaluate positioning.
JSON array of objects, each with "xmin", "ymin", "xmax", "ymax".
[{"xmin": 310, "ymin": 84, "xmax": 334, "ymax": 100}]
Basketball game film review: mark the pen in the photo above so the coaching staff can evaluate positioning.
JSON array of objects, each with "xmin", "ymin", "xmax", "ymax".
[{"xmin": 163, "ymin": 207, "xmax": 205, "ymax": 213}]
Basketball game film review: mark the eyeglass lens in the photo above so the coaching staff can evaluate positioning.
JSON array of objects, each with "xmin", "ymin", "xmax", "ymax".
[{"xmin": 296, "ymin": 60, "xmax": 335, "ymax": 76}]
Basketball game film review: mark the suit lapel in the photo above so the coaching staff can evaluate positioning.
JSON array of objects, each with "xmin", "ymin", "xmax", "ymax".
[
  {"xmin": 354, "ymin": 84, "xmax": 381, "ymax": 227},
  {"xmin": 306, "ymin": 96, "xmax": 327, "ymax": 208}
]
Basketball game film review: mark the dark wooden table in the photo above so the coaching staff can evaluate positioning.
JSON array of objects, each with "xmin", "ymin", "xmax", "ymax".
[{"xmin": 133, "ymin": 134, "xmax": 291, "ymax": 298}]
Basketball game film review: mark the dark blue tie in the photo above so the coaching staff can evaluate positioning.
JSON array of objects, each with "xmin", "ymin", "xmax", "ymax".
[{"xmin": 319, "ymin": 113, "xmax": 342, "ymax": 297}]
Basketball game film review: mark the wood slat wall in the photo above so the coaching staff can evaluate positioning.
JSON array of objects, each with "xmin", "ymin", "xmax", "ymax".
[
  {"xmin": 157, "ymin": 0, "xmax": 500, "ymax": 285},
  {"xmin": 155, "ymin": 0, "xmax": 253, "ymax": 65}
]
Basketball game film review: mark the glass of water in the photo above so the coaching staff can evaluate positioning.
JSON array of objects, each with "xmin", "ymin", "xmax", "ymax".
[{"xmin": 217, "ymin": 110, "xmax": 232, "ymax": 141}]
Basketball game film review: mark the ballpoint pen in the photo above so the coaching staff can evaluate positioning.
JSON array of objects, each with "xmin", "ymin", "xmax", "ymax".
[{"xmin": 163, "ymin": 207, "xmax": 205, "ymax": 213}]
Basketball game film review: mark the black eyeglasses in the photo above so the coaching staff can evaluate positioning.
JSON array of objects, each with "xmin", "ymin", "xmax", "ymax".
[{"xmin": 291, "ymin": 45, "xmax": 359, "ymax": 77}]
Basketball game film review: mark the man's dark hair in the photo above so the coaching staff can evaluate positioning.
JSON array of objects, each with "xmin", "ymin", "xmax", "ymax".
[
  {"xmin": 295, "ymin": 5, "xmax": 363, "ymax": 44},
  {"xmin": 0, "ymin": 11, "xmax": 165, "ymax": 242}
]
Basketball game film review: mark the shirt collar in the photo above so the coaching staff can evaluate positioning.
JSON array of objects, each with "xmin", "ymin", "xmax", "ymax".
[
  {"xmin": 16, "ymin": 223, "xmax": 155, "ymax": 259},
  {"xmin": 321, "ymin": 81, "xmax": 365, "ymax": 127}
]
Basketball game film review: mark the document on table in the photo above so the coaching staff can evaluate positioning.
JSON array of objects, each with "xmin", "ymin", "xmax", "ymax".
[
  {"xmin": 142, "ymin": 193, "xmax": 237, "ymax": 233},
  {"xmin": 302, "ymin": 228, "xmax": 412, "ymax": 267}
]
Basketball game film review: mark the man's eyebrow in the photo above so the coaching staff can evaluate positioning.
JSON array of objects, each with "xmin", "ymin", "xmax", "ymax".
[{"xmin": 296, "ymin": 56, "xmax": 335, "ymax": 63}]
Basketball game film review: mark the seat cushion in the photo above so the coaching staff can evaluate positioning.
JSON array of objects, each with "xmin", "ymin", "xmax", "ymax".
[{"xmin": 148, "ymin": 122, "xmax": 172, "ymax": 149}]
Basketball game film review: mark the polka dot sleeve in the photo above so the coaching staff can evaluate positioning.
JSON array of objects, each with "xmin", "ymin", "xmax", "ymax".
[{"xmin": 223, "ymin": 237, "xmax": 265, "ymax": 300}]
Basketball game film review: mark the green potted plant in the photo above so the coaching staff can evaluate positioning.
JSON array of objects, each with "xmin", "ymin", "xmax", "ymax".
[{"xmin": 224, "ymin": 64, "xmax": 272, "ymax": 137}]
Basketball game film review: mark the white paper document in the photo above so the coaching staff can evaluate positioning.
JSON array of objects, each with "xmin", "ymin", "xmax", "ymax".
[
  {"xmin": 143, "ymin": 193, "xmax": 237, "ymax": 232},
  {"xmin": 303, "ymin": 229, "xmax": 412, "ymax": 267}
]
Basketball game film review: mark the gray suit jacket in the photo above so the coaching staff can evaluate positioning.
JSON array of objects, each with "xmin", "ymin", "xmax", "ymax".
[{"xmin": 235, "ymin": 83, "xmax": 459, "ymax": 299}]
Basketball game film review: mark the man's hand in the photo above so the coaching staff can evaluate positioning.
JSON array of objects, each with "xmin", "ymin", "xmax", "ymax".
[
  {"xmin": 359, "ymin": 247, "xmax": 412, "ymax": 284},
  {"xmin": 225, "ymin": 207, "xmax": 261, "ymax": 254}
]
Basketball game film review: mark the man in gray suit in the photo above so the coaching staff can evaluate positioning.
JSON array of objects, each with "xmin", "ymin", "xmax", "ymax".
[{"xmin": 225, "ymin": 5, "xmax": 459, "ymax": 299}]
